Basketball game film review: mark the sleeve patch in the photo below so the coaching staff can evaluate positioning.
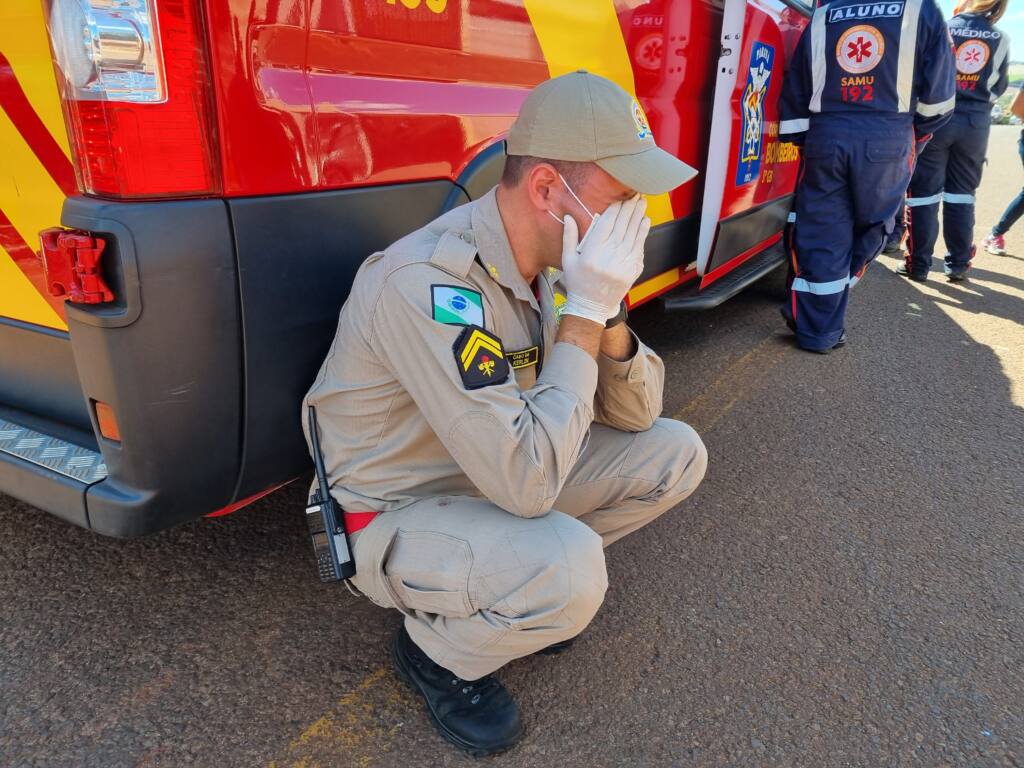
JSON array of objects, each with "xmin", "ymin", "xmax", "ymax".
[
  {"xmin": 453, "ymin": 325, "xmax": 509, "ymax": 389},
  {"xmin": 432, "ymin": 284, "xmax": 485, "ymax": 326}
]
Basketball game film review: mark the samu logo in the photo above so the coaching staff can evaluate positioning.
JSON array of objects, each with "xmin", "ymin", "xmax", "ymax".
[{"xmin": 736, "ymin": 41, "xmax": 775, "ymax": 186}]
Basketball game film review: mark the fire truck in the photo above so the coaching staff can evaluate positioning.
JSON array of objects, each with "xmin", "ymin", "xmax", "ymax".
[{"xmin": 0, "ymin": 0, "xmax": 810, "ymax": 536}]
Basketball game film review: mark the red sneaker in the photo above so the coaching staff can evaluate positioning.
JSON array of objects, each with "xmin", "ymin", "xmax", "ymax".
[{"xmin": 983, "ymin": 233, "xmax": 1006, "ymax": 256}]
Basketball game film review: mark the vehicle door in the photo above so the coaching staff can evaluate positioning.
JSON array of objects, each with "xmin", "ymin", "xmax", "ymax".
[{"xmin": 696, "ymin": 0, "xmax": 811, "ymax": 285}]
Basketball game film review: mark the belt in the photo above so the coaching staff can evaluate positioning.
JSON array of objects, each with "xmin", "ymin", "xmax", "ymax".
[{"xmin": 343, "ymin": 509, "xmax": 379, "ymax": 535}]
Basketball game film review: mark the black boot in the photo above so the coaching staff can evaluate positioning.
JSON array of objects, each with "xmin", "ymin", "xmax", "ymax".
[
  {"xmin": 778, "ymin": 305, "xmax": 796, "ymax": 334},
  {"xmin": 896, "ymin": 263, "xmax": 927, "ymax": 283},
  {"xmin": 392, "ymin": 626, "xmax": 524, "ymax": 757},
  {"xmin": 536, "ymin": 636, "xmax": 577, "ymax": 656},
  {"xmin": 803, "ymin": 331, "xmax": 847, "ymax": 355}
]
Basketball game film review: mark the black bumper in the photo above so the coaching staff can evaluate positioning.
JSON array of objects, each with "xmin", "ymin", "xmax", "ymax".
[{"xmin": 1, "ymin": 181, "xmax": 461, "ymax": 536}]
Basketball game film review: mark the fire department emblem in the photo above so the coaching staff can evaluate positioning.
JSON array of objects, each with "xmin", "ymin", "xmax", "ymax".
[
  {"xmin": 837, "ymin": 25, "xmax": 884, "ymax": 74},
  {"xmin": 736, "ymin": 41, "xmax": 775, "ymax": 186},
  {"xmin": 956, "ymin": 40, "xmax": 989, "ymax": 75}
]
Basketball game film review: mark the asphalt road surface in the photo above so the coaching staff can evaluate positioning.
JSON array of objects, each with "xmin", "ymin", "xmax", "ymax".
[{"xmin": 2, "ymin": 126, "xmax": 1023, "ymax": 768}]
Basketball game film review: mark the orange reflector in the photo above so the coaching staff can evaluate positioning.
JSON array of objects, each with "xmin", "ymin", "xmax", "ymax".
[{"xmin": 93, "ymin": 400, "xmax": 121, "ymax": 442}]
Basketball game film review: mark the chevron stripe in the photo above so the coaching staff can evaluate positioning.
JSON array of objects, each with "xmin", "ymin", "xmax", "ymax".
[
  {"xmin": 460, "ymin": 330, "xmax": 504, "ymax": 370},
  {"xmin": 0, "ymin": 51, "xmax": 75, "ymax": 195}
]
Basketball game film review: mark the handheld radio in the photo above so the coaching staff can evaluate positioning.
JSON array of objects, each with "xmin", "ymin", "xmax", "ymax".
[{"xmin": 305, "ymin": 406, "xmax": 356, "ymax": 582}]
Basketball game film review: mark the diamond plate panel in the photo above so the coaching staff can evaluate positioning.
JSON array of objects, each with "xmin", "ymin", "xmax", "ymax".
[{"xmin": 0, "ymin": 418, "xmax": 108, "ymax": 483}]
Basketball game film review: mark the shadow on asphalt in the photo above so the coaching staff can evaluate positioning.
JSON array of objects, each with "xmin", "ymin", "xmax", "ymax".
[
  {"xmin": 1, "ymin": 256, "xmax": 1022, "ymax": 767},
  {"xmin": 917, "ymin": 263, "xmax": 1024, "ymax": 330}
]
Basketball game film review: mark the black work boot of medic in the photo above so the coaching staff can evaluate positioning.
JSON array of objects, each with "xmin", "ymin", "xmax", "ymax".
[{"xmin": 392, "ymin": 625, "xmax": 524, "ymax": 757}]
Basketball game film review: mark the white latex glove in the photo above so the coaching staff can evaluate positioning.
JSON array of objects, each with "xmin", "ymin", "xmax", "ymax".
[{"xmin": 560, "ymin": 195, "xmax": 651, "ymax": 324}]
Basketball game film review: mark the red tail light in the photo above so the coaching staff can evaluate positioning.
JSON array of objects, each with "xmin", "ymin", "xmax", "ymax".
[{"xmin": 44, "ymin": 0, "xmax": 221, "ymax": 198}]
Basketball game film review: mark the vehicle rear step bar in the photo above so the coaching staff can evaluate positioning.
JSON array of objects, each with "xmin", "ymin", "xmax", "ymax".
[
  {"xmin": 0, "ymin": 416, "xmax": 107, "ymax": 483},
  {"xmin": 660, "ymin": 242, "xmax": 786, "ymax": 312},
  {"xmin": 0, "ymin": 412, "xmax": 106, "ymax": 529}
]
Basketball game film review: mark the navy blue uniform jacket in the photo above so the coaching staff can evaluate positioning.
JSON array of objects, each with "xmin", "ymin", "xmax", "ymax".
[
  {"xmin": 948, "ymin": 12, "xmax": 1010, "ymax": 112},
  {"xmin": 779, "ymin": 0, "xmax": 957, "ymax": 142}
]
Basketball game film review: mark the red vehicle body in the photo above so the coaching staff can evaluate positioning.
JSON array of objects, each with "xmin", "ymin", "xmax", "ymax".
[{"xmin": 0, "ymin": 0, "xmax": 810, "ymax": 536}]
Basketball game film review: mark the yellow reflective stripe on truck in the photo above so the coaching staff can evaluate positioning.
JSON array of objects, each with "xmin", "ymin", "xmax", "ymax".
[
  {"xmin": 0, "ymin": 0, "xmax": 70, "ymax": 331},
  {"xmin": 0, "ymin": 2, "xmax": 71, "ymax": 157}
]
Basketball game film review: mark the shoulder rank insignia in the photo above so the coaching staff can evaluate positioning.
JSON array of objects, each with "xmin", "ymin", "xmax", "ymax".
[{"xmin": 453, "ymin": 325, "xmax": 509, "ymax": 389}]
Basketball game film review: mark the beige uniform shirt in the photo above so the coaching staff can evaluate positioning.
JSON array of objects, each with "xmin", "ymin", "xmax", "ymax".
[{"xmin": 302, "ymin": 187, "xmax": 666, "ymax": 519}]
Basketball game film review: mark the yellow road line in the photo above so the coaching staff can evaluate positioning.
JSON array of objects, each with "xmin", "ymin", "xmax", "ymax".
[
  {"xmin": 268, "ymin": 666, "xmax": 416, "ymax": 768},
  {"xmin": 672, "ymin": 334, "xmax": 789, "ymax": 434}
]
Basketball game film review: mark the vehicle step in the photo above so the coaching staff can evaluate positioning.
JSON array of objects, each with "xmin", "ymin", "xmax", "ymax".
[
  {"xmin": 0, "ymin": 416, "xmax": 107, "ymax": 484},
  {"xmin": 660, "ymin": 242, "xmax": 786, "ymax": 311}
]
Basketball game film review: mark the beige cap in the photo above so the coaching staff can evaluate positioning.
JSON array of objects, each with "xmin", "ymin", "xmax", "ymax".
[{"xmin": 507, "ymin": 70, "xmax": 698, "ymax": 195}]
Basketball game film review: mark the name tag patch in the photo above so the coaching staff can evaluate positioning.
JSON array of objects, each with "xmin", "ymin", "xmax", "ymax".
[
  {"xmin": 453, "ymin": 325, "xmax": 509, "ymax": 389},
  {"xmin": 508, "ymin": 346, "xmax": 540, "ymax": 369}
]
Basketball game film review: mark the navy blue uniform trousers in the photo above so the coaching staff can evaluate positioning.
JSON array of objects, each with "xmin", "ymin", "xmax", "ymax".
[
  {"xmin": 907, "ymin": 111, "xmax": 990, "ymax": 276},
  {"xmin": 788, "ymin": 115, "xmax": 913, "ymax": 351}
]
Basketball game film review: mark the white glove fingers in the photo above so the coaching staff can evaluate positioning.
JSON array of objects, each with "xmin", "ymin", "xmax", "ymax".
[
  {"xmin": 588, "ymin": 200, "xmax": 621, "ymax": 246},
  {"xmin": 622, "ymin": 196, "xmax": 648, "ymax": 246},
  {"xmin": 609, "ymin": 195, "xmax": 640, "ymax": 244},
  {"xmin": 633, "ymin": 216, "xmax": 652, "ymax": 254}
]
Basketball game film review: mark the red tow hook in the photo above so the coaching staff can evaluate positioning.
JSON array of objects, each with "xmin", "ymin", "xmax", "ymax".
[{"xmin": 38, "ymin": 228, "xmax": 114, "ymax": 304}]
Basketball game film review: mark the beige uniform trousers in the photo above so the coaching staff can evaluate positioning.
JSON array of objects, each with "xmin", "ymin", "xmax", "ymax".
[{"xmin": 349, "ymin": 417, "xmax": 707, "ymax": 680}]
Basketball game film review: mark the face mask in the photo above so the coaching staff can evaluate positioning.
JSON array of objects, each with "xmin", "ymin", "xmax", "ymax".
[{"xmin": 547, "ymin": 173, "xmax": 597, "ymax": 226}]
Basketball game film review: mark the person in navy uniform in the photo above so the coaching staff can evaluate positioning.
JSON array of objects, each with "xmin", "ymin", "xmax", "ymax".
[
  {"xmin": 779, "ymin": 0, "xmax": 956, "ymax": 353},
  {"xmin": 899, "ymin": 0, "xmax": 1009, "ymax": 282}
]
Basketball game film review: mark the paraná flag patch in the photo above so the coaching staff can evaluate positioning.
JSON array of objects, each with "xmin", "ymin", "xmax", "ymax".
[{"xmin": 432, "ymin": 285, "xmax": 484, "ymax": 326}]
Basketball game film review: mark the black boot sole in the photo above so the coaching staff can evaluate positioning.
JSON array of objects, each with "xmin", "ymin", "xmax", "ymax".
[
  {"xmin": 391, "ymin": 632, "xmax": 523, "ymax": 758},
  {"xmin": 896, "ymin": 267, "xmax": 927, "ymax": 283},
  {"xmin": 802, "ymin": 331, "xmax": 846, "ymax": 355},
  {"xmin": 536, "ymin": 637, "xmax": 576, "ymax": 656}
]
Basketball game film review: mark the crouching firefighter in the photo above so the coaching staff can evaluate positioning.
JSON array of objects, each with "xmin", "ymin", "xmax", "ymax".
[
  {"xmin": 778, "ymin": 0, "xmax": 956, "ymax": 353},
  {"xmin": 900, "ymin": 0, "xmax": 1010, "ymax": 282},
  {"xmin": 300, "ymin": 71, "xmax": 708, "ymax": 757}
]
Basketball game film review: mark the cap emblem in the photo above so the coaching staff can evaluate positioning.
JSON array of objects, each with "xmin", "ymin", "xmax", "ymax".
[{"xmin": 631, "ymin": 100, "xmax": 653, "ymax": 141}]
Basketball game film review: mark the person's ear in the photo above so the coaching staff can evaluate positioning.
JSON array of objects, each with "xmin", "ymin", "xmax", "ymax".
[{"xmin": 525, "ymin": 163, "xmax": 560, "ymax": 213}]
